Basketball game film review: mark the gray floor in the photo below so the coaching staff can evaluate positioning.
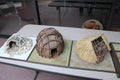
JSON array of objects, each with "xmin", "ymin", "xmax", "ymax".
[
  {"xmin": 0, "ymin": 63, "xmax": 36, "ymax": 80},
  {"xmin": 38, "ymin": 0, "xmax": 120, "ymax": 30},
  {"xmin": 0, "ymin": 13, "xmax": 20, "ymax": 35},
  {"xmin": 0, "ymin": 1, "xmax": 120, "ymax": 36},
  {"xmin": 1, "ymin": 2, "xmax": 120, "ymax": 36},
  {"xmin": 39, "ymin": 5, "xmax": 108, "ymax": 28}
]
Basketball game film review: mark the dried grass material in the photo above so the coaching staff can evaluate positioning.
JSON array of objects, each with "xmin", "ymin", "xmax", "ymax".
[{"xmin": 75, "ymin": 34, "xmax": 110, "ymax": 64}]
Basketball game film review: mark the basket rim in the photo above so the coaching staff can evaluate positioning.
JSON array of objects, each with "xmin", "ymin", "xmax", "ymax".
[{"xmin": 82, "ymin": 19, "xmax": 103, "ymax": 30}]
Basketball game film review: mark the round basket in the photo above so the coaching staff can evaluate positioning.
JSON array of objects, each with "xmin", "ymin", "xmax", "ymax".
[{"xmin": 82, "ymin": 19, "xmax": 103, "ymax": 30}]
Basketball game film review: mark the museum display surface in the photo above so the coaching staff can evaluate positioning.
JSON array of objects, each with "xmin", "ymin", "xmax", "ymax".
[{"xmin": 0, "ymin": 24, "xmax": 120, "ymax": 80}]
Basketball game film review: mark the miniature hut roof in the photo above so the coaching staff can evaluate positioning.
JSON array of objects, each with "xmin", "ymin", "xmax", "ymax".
[{"xmin": 75, "ymin": 33, "xmax": 110, "ymax": 64}]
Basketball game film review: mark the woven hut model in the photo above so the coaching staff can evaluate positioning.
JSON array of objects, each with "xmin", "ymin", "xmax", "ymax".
[
  {"xmin": 4, "ymin": 34, "xmax": 33, "ymax": 56},
  {"xmin": 36, "ymin": 28, "xmax": 64, "ymax": 58},
  {"xmin": 75, "ymin": 34, "xmax": 111, "ymax": 64}
]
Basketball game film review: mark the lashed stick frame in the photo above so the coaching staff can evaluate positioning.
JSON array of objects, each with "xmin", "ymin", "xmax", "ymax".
[{"xmin": 36, "ymin": 28, "xmax": 64, "ymax": 58}]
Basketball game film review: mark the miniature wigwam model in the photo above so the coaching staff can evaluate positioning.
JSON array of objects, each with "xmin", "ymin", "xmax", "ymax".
[
  {"xmin": 4, "ymin": 34, "xmax": 33, "ymax": 56},
  {"xmin": 75, "ymin": 34, "xmax": 111, "ymax": 64},
  {"xmin": 36, "ymin": 28, "xmax": 64, "ymax": 58}
]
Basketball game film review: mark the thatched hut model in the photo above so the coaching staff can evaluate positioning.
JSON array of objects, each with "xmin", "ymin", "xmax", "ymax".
[
  {"xmin": 36, "ymin": 28, "xmax": 64, "ymax": 58},
  {"xmin": 75, "ymin": 34, "xmax": 111, "ymax": 64},
  {"xmin": 4, "ymin": 34, "xmax": 33, "ymax": 56}
]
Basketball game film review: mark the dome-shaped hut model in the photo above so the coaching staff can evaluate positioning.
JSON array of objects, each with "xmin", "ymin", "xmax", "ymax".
[
  {"xmin": 4, "ymin": 34, "xmax": 33, "ymax": 56},
  {"xmin": 36, "ymin": 28, "xmax": 64, "ymax": 58},
  {"xmin": 75, "ymin": 34, "xmax": 111, "ymax": 64}
]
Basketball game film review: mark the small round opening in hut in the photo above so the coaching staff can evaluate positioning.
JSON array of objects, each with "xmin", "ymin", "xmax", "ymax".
[
  {"xmin": 9, "ymin": 41, "xmax": 16, "ymax": 48},
  {"xmin": 51, "ymin": 48, "xmax": 57, "ymax": 57}
]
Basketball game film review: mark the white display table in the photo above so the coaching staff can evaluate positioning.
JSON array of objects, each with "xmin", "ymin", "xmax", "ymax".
[{"xmin": 0, "ymin": 24, "xmax": 120, "ymax": 80}]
